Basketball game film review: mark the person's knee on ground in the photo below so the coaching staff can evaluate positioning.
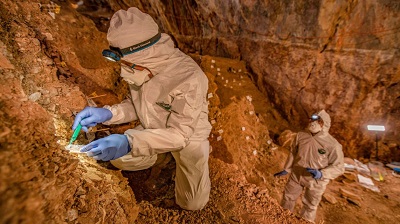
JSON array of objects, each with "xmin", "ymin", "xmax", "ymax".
[
  {"xmin": 177, "ymin": 196, "xmax": 209, "ymax": 211},
  {"xmin": 174, "ymin": 163, "xmax": 211, "ymax": 211},
  {"xmin": 173, "ymin": 140, "xmax": 211, "ymax": 211},
  {"xmin": 175, "ymin": 181, "xmax": 210, "ymax": 211}
]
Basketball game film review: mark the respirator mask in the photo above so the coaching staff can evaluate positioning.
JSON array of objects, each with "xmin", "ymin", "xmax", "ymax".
[
  {"xmin": 101, "ymin": 32, "xmax": 161, "ymax": 87},
  {"xmin": 308, "ymin": 114, "xmax": 323, "ymax": 134},
  {"xmin": 120, "ymin": 63, "xmax": 153, "ymax": 87}
]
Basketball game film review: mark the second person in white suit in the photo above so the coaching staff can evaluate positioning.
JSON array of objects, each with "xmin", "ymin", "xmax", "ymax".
[{"xmin": 274, "ymin": 109, "xmax": 344, "ymax": 222}]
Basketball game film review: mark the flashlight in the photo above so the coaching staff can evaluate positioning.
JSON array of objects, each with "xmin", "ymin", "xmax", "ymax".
[
  {"xmin": 102, "ymin": 50, "xmax": 121, "ymax": 62},
  {"xmin": 310, "ymin": 114, "xmax": 320, "ymax": 121},
  {"xmin": 101, "ymin": 32, "xmax": 162, "ymax": 63}
]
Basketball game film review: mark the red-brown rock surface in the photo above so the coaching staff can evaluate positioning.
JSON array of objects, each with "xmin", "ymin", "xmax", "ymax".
[
  {"xmin": 1, "ymin": 1, "xmax": 400, "ymax": 224},
  {"xmin": 105, "ymin": 0, "xmax": 400, "ymax": 161}
]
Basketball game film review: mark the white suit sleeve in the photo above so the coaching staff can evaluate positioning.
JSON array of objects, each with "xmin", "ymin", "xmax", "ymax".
[
  {"xmin": 320, "ymin": 143, "xmax": 345, "ymax": 180},
  {"xmin": 125, "ymin": 74, "xmax": 207, "ymax": 157},
  {"xmin": 283, "ymin": 134, "xmax": 298, "ymax": 173},
  {"xmin": 102, "ymin": 99, "xmax": 138, "ymax": 125},
  {"xmin": 125, "ymin": 127, "xmax": 190, "ymax": 156}
]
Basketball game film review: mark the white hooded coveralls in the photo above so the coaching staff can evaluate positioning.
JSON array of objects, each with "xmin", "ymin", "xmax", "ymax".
[
  {"xmin": 102, "ymin": 8, "xmax": 212, "ymax": 211},
  {"xmin": 282, "ymin": 110, "xmax": 344, "ymax": 222}
]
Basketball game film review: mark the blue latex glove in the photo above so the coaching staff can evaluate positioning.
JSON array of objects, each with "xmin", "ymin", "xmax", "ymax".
[
  {"xmin": 72, "ymin": 107, "xmax": 112, "ymax": 132},
  {"xmin": 81, "ymin": 134, "xmax": 131, "ymax": 161},
  {"xmin": 306, "ymin": 168, "xmax": 323, "ymax": 179},
  {"xmin": 274, "ymin": 170, "xmax": 288, "ymax": 177}
]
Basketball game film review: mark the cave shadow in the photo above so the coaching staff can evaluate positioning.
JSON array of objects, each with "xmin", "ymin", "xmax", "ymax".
[{"xmin": 114, "ymin": 158, "xmax": 180, "ymax": 210}]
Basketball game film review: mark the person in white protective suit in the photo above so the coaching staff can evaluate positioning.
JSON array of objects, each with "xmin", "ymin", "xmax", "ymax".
[
  {"xmin": 71, "ymin": 7, "xmax": 212, "ymax": 211},
  {"xmin": 274, "ymin": 109, "xmax": 344, "ymax": 222}
]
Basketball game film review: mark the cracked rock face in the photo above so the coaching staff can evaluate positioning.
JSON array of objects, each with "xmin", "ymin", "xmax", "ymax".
[{"xmin": 101, "ymin": 0, "xmax": 398, "ymax": 160}]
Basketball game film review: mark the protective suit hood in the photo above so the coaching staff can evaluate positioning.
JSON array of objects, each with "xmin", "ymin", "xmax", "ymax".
[
  {"xmin": 317, "ymin": 109, "xmax": 331, "ymax": 133},
  {"xmin": 107, "ymin": 7, "xmax": 159, "ymax": 50},
  {"xmin": 106, "ymin": 7, "xmax": 179, "ymax": 76}
]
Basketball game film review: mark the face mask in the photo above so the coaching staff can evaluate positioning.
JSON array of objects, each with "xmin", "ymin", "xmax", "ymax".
[
  {"xmin": 308, "ymin": 121, "xmax": 322, "ymax": 134},
  {"xmin": 120, "ymin": 64, "xmax": 152, "ymax": 87}
]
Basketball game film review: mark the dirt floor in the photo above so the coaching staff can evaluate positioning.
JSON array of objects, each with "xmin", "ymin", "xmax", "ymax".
[{"xmin": 1, "ymin": 1, "xmax": 400, "ymax": 224}]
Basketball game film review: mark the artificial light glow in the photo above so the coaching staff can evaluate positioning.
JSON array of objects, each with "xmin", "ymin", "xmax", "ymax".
[
  {"xmin": 367, "ymin": 125, "xmax": 385, "ymax": 131},
  {"xmin": 105, "ymin": 56, "xmax": 117, "ymax": 62}
]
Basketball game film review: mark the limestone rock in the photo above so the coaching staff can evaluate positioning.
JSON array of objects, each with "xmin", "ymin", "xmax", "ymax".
[
  {"xmin": 339, "ymin": 188, "xmax": 362, "ymax": 207},
  {"xmin": 323, "ymin": 193, "xmax": 338, "ymax": 204}
]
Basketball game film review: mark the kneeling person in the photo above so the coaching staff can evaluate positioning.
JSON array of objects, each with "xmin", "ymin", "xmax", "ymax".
[{"xmin": 72, "ymin": 7, "xmax": 212, "ymax": 211}]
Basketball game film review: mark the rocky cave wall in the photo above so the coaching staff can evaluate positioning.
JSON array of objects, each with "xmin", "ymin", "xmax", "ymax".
[
  {"xmin": 0, "ymin": 1, "xmax": 138, "ymax": 223},
  {"xmin": 101, "ymin": 0, "xmax": 400, "ymax": 161},
  {"xmin": 1, "ymin": 0, "xmax": 399, "ymax": 223},
  {"xmin": 0, "ymin": 1, "xmax": 302, "ymax": 223}
]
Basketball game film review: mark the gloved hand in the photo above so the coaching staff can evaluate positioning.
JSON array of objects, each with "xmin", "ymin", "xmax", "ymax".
[
  {"xmin": 274, "ymin": 170, "xmax": 288, "ymax": 177},
  {"xmin": 81, "ymin": 134, "xmax": 131, "ymax": 161},
  {"xmin": 306, "ymin": 168, "xmax": 323, "ymax": 179},
  {"xmin": 72, "ymin": 107, "xmax": 113, "ymax": 132}
]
